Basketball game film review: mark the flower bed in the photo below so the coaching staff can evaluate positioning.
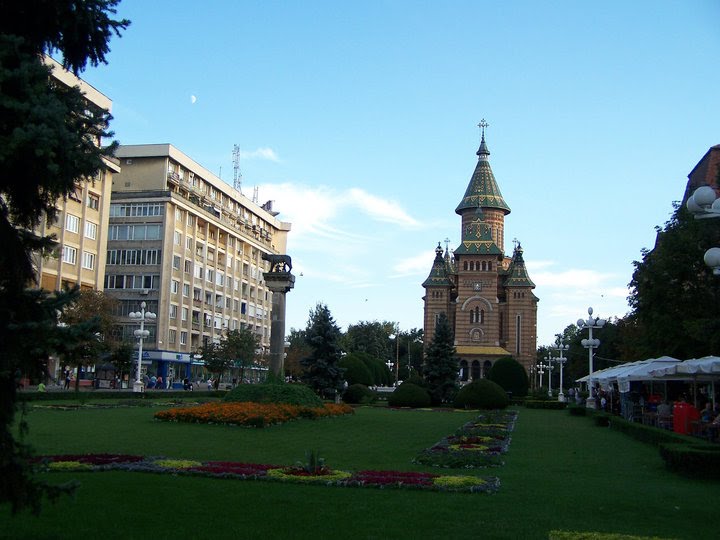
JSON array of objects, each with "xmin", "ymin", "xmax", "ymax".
[
  {"xmin": 413, "ymin": 410, "xmax": 517, "ymax": 468},
  {"xmin": 35, "ymin": 454, "xmax": 499, "ymax": 494},
  {"xmin": 154, "ymin": 401, "xmax": 353, "ymax": 427}
]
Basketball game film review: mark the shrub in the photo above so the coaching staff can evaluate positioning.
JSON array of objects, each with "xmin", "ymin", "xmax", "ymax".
[
  {"xmin": 388, "ymin": 382, "xmax": 431, "ymax": 408},
  {"xmin": 525, "ymin": 400, "xmax": 566, "ymax": 410},
  {"xmin": 343, "ymin": 384, "xmax": 375, "ymax": 404},
  {"xmin": 453, "ymin": 379, "xmax": 508, "ymax": 410},
  {"xmin": 488, "ymin": 356, "xmax": 529, "ymax": 397},
  {"xmin": 607, "ymin": 416, "xmax": 694, "ymax": 447},
  {"xmin": 568, "ymin": 405, "xmax": 587, "ymax": 416},
  {"xmin": 658, "ymin": 443, "xmax": 720, "ymax": 479},
  {"xmin": 404, "ymin": 372, "xmax": 426, "ymax": 388},
  {"xmin": 224, "ymin": 382, "xmax": 322, "ymax": 408},
  {"xmin": 339, "ymin": 354, "xmax": 374, "ymax": 386}
]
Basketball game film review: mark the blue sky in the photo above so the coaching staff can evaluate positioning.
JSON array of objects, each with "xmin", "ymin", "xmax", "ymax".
[{"xmin": 79, "ymin": 0, "xmax": 720, "ymax": 346}]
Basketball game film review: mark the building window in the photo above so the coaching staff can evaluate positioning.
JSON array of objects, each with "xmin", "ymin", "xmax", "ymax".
[
  {"xmin": 81, "ymin": 251, "xmax": 95, "ymax": 270},
  {"xmin": 169, "ymin": 304, "xmax": 177, "ymax": 319},
  {"xmin": 175, "ymin": 208, "xmax": 182, "ymax": 221},
  {"xmin": 186, "ymin": 236, "xmax": 192, "ymax": 250},
  {"xmin": 174, "ymin": 230, "xmax": 182, "ymax": 246},
  {"xmin": 182, "ymin": 283, "xmax": 190, "ymax": 297},
  {"xmin": 62, "ymin": 245, "xmax": 77, "ymax": 264},
  {"xmin": 87, "ymin": 193, "xmax": 100, "ymax": 210},
  {"xmin": 515, "ymin": 315, "xmax": 521, "ymax": 355},
  {"xmin": 66, "ymin": 214, "xmax": 80, "ymax": 233},
  {"xmin": 172, "ymin": 255, "xmax": 181, "ymax": 270},
  {"xmin": 180, "ymin": 331, "xmax": 187, "ymax": 345},
  {"xmin": 168, "ymin": 329, "xmax": 176, "ymax": 344},
  {"xmin": 181, "ymin": 307, "xmax": 188, "ymax": 321},
  {"xmin": 171, "ymin": 279, "xmax": 179, "ymax": 294},
  {"xmin": 85, "ymin": 221, "xmax": 97, "ymax": 240}
]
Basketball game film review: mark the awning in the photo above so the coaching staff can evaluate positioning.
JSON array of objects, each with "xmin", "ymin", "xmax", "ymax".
[
  {"xmin": 648, "ymin": 356, "xmax": 720, "ymax": 377},
  {"xmin": 576, "ymin": 356, "xmax": 682, "ymax": 388}
]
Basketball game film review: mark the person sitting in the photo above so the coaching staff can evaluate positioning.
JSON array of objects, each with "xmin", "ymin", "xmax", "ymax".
[{"xmin": 700, "ymin": 402, "xmax": 714, "ymax": 423}]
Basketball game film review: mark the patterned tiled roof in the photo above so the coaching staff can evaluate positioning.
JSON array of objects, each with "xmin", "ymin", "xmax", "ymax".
[
  {"xmin": 454, "ymin": 210, "xmax": 503, "ymax": 256},
  {"xmin": 422, "ymin": 243, "xmax": 453, "ymax": 288},
  {"xmin": 455, "ymin": 135, "xmax": 511, "ymax": 215},
  {"xmin": 504, "ymin": 243, "xmax": 535, "ymax": 288}
]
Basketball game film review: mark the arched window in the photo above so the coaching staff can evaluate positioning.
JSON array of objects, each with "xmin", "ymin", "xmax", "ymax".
[
  {"xmin": 488, "ymin": 261, "xmax": 492, "ymax": 271},
  {"xmin": 480, "ymin": 309, "xmax": 485, "ymax": 324},
  {"xmin": 463, "ymin": 261, "xmax": 468, "ymax": 271}
]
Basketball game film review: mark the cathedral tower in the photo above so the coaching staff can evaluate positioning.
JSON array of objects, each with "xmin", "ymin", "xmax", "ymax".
[{"xmin": 422, "ymin": 121, "xmax": 538, "ymax": 380}]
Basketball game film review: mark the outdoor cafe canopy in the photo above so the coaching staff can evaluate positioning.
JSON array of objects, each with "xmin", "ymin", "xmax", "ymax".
[
  {"xmin": 647, "ymin": 356, "xmax": 720, "ymax": 377},
  {"xmin": 576, "ymin": 356, "xmax": 682, "ymax": 392}
]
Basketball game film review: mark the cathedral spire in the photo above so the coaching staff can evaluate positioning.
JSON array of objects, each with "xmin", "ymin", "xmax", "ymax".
[{"xmin": 456, "ymin": 120, "xmax": 510, "ymax": 215}]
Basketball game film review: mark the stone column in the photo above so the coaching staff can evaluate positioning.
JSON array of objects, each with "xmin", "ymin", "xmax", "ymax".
[{"xmin": 262, "ymin": 258, "xmax": 295, "ymax": 377}]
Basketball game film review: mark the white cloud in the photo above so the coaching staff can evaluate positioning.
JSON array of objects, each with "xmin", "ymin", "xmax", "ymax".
[
  {"xmin": 391, "ymin": 249, "xmax": 438, "ymax": 278},
  {"xmin": 238, "ymin": 147, "xmax": 280, "ymax": 162},
  {"xmin": 347, "ymin": 188, "xmax": 421, "ymax": 228}
]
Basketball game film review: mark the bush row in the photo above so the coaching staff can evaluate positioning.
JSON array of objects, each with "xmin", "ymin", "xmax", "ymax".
[
  {"xmin": 224, "ymin": 382, "xmax": 322, "ymax": 408},
  {"xmin": 523, "ymin": 400, "xmax": 567, "ymax": 410},
  {"xmin": 658, "ymin": 443, "xmax": 720, "ymax": 479},
  {"xmin": 18, "ymin": 390, "xmax": 224, "ymax": 401}
]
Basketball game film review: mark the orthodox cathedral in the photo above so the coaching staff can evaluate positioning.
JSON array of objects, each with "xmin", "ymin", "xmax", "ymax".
[{"xmin": 422, "ymin": 122, "xmax": 538, "ymax": 379}]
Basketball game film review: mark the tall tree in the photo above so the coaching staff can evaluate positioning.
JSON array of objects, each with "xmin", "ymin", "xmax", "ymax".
[
  {"xmin": 301, "ymin": 303, "xmax": 345, "ymax": 397},
  {"xmin": 422, "ymin": 313, "xmax": 459, "ymax": 404},
  {"xmin": 197, "ymin": 341, "xmax": 231, "ymax": 388},
  {"xmin": 223, "ymin": 328, "xmax": 258, "ymax": 383},
  {"xmin": 0, "ymin": 0, "xmax": 129, "ymax": 514},
  {"xmin": 626, "ymin": 201, "xmax": 720, "ymax": 359},
  {"xmin": 285, "ymin": 328, "xmax": 309, "ymax": 379}
]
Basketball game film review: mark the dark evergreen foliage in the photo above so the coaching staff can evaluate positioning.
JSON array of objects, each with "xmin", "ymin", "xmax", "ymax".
[
  {"xmin": 338, "ymin": 353, "xmax": 374, "ymax": 386},
  {"xmin": 422, "ymin": 313, "xmax": 459, "ymax": 404},
  {"xmin": 224, "ymin": 382, "xmax": 322, "ymax": 408},
  {"xmin": 453, "ymin": 379, "xmax": 509, "ymax": 409},
  {"xmin": 0, "ymin": 0, "xmax": 128, "ymax": 514},
  {"xmin": 342, "ymin": 383, "xmax": 375, "ymax": 404},
  {"xmin": 300, "ymin": 303, "xmax": 346, "ymax": 396},
  {"xmin": 387, "ymin": 382, "xmax": 431, "ymax": 408},
  {"xmin": 488, "ymin": 357, "xmax": 529, "ymax": 397}
]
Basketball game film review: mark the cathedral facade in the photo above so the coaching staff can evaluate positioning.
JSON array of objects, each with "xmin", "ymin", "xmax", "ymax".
[{"xmin": 422, "ymin": 125, "xmax": 538, "ymax": 379}]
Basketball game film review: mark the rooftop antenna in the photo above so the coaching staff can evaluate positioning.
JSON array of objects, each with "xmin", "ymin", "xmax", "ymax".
[
  {"xmin": 232, "ymin": 144, "xmax": 242, "ymax": 192},
  {"xmin": 252, "ymin": 186, "xmax": 259, "ymax": 204}
]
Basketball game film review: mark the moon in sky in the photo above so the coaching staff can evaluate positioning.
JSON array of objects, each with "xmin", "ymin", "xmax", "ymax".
[{"xmin": 190, "ymin": 95, "xmax": 197, "ymax": 104}]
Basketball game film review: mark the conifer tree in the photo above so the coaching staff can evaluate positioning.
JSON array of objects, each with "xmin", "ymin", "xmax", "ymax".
[
  {"xmin": 301, "ymin": 303, "xmax": 346, "ymax": 397},
  {"xmin": 0, "ymin": 0, "xmax": 129, "ymax": 514},
  {"xmin": 423, "ymin": 313, "xmax": 459, "ymax": 404}
]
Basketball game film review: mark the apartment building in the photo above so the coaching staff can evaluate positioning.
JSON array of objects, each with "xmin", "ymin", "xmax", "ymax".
[
  {"xmin": 107, "ymin": 144, "xmax": 291, "ymax": 384},
  {"xmin": 34, "ymin": 57, "xmax": 120, "ymax": 292}
]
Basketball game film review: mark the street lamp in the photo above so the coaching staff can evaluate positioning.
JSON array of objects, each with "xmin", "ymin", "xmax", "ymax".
[
  {"xmin": 129, "ymin": 301, "xmax": 156, "ymax": 393},
  {"xmin": 577, "ymin": 307, "xmax": 605, "ymax": 408},
  {"xmin": 389, "ymin": 332, "xmax": 400, "ymax": 386},
  {"xmin": 543, "ymin": 355, "xmax": 554, "ymax": 398},
  {"xmin": 687, "ymin": 185, "xmax": 720, "ymax": 274},
  {"xmin": 537, "ymin": 362, "xmax": 547, "ymax": 390},
  {"xmin": 552, "ymin": 343, "xmax": 570, "ymax": 402}
]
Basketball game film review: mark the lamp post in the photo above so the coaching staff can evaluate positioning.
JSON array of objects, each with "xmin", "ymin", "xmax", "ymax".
[
  {"xmin": 577, "ymin": 307, "xmax": 605, "ymax": 408},
  {"xmin": 544, "ymin": 355, "xmax": 554, "ymax": 398},
  {"xmin": 687, "ymin": 186, "xmax": 720, "ymax": 274},
  {"xmin": 552, "ymin": 343, "xmax": 570, "ymax": 402},
  {"xmin": 537, "ymin": 362, "xmax": 546, "ymax": 390},
  {"xmin": 389, "ymin": 332, "xmax": 400, "ymax": 386},
  {"xmin": 129, "ymin": 301, "xmax": 156, "ymax": 393}
]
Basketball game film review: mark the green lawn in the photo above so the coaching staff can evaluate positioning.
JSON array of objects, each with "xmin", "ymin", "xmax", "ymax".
[{"xmin": 2, "ymin": 403, "xmax": 716, "ymax": 539}]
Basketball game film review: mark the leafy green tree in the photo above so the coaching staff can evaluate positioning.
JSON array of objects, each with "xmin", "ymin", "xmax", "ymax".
[
  {"xmin": 626, "ymin": 201, "xmax": 720, "ymax": 359},
  {"xmin": 422, "ymin": 313, "xmax": 459, "ymax": 404},
  {"xmin": 301, "ymin": 303, "xmax": 345, "ymax": 397},
  {"xmin": 488, "ymin": 357, "xmax": 529, "ymax": 397},
  {"xmin": 339, "ymin": 353, "xmax": 374, "ymax": 386},
  {"xmin": 342, "ymin": 321, "xmax": 395, "ymax": 360},
  {"xmin": 197, "ymin": 341, "xmax": 231, "ymax": 388},
  {"xmin": 285, "ymin": 328, "xmax": 310, "ymax": 379},
  {"xmin": 223, "ymin": 328, "xmax": 258, "ymax": 383},
  {"xmin": 109, "ymin": 340, "xmax": 134, "ymax": 384},
  {"xmin": 0, "ymin": 0, "xmax": 129, "ymax": 514}
]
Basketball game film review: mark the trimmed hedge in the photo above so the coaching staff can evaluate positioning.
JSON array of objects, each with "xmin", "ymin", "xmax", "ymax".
[
  {"xmin": 224, "ymin": 383, "xmax": 322, "ymax": 408},
  {"xmin": 550, "ymin": 531, "xmax": 676, "ymax": 540},
  {"xmin": 453, "ymin": 379, "xmax": 508, "ymax": 410},
  {"xmin": 17, "ymin": 390, "xmax": 225, "ymax": 401},
  {"xmin": 387, "ymin": 383, "xmax": 431, "ymax": 408},
  {"xmin": 342, "ymin": 384, "xmax": 375, "ymax": 405},
  {"xmin": 607, "ymin": 416, "xmax": 695, "ymax": 447},
  {"xmin": 568, "ymin": 405, "xmax": 587, "ymax": 416},
  {"xmin": 339, "ymin": 354, "xmax": 374, "ymax": 386},
  {"xmin": 488, "ymin": 356, "xmax": 529, "ymax": 397},
  {"xmin": 658, "ymin": 442, "xmax": 720, "ymax": 479},
  {"xmin": 524, "ymin": 400, "xmax": 566, "ymax": 410}
]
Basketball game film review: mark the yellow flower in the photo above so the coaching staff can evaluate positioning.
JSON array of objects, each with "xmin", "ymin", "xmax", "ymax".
[
  {"xmin": 154, "ymin": 459, "xmax": 202, "ymax": 469},
  {"xmin": 433, "ymin": 475, "xmax": 486, "ymax": 489}
]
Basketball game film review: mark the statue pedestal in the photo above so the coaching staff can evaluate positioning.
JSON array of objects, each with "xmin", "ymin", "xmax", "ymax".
[{"xmin": 263, "ymin": 270, "xmax": 295, "ymax": 377}]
